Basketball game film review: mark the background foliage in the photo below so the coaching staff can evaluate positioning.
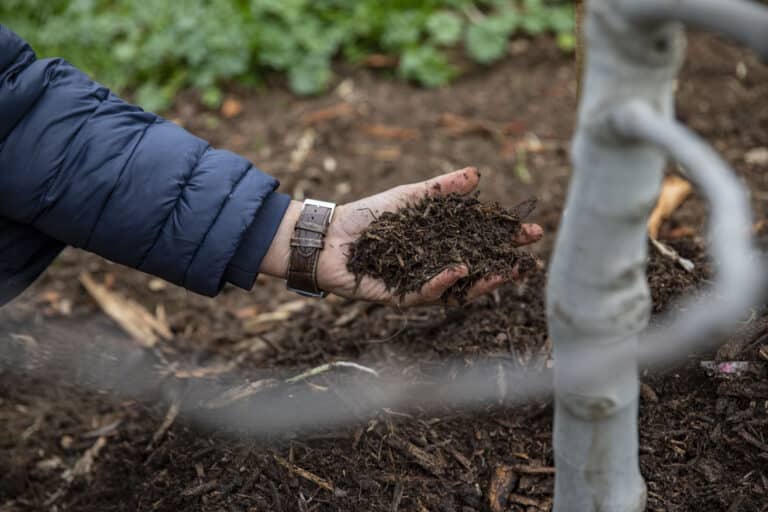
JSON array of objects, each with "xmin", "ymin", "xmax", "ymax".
[{"xmin": 2, "ymin": 0, "xmax": 574, "ymax": 111}]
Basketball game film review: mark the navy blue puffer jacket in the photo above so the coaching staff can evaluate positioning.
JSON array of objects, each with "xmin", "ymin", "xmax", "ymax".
[{"xmin": 0, "ymin": 25, "xmax": 290, "ymax": 305}]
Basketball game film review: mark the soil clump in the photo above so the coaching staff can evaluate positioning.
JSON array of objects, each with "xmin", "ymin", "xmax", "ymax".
[{"xmin": 347, "ymin": 193, "xmax": 538, "ymax": 301}]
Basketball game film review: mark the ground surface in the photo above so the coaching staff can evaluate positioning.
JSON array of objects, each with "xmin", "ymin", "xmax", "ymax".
[{"xmin": 1, "ymin": 34, "xmax": 768, "ymax": 512}]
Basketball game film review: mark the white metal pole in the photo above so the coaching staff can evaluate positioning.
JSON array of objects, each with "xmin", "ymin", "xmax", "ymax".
[
  {"xmin": 547, "ymin": 1, "xmax": 768, "ymax": 510},
  {"xmin": 547, "ymin": 3, "xmax": 685, "ymax": 510}
]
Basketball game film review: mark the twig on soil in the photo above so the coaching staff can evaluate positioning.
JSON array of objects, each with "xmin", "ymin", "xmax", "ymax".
[
  {"xmin": 508, "ymin": 464, "xmax": 556, "ymax": 475},
  {"xmin": 202, "ymin": 379, "xmax": 278, "ymax": 409},
  {"xmin": 285, "ymin": 361, "xmax": 379, "ymax": 384},
  {"xmin": 273, "ymin": 454, "xmax": 348, "ymax": 497},
  {"xmin": 650, "ymin": 238, "xmax": 695, "ymax": 273},
  {"xmin": 147, "ymin": 398, "xmax": 181, "ymax": 451},
  {"xmin": 61, "ymin": 436, "xmax": 107, "ymax": 483},
  {"xmin": 386, "ymin": 436, "xmax": 446, "ymax": 477},
  {"xmin": 80, "ymin": 272, "xmax": 172, "ymax": 347}
]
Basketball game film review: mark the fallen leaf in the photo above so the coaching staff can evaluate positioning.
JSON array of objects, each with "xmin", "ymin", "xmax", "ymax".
[
  {"xmin": 648, "ymin": 175, "xmax": 693, "ymax": 239},
  {"xmin": 301, "ymin": 102, "xmax": 354, "ymax": 125},
  {"xmin": 221, "ymin": 98, "xmax": 243, "ymax": 118}
]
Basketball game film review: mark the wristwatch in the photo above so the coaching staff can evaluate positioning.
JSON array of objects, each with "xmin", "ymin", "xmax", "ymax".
[{"xmin": 286, "ymin": 199, "xmax": 336, "ymax": 297}]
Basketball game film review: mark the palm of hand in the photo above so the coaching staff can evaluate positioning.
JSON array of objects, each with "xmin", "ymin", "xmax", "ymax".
[{"xmin": 316, "ymin": 168, "xmax": 543, "ymax": 307}]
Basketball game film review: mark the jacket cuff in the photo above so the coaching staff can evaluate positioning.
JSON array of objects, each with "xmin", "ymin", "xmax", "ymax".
[{"xmin": 224, "ymin": 191, "xmax": 291, "ymax": 290}]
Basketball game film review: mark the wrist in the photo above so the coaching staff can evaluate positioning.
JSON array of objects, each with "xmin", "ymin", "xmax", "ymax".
[{"xmin": 258, "ymin": 200, "xmax": 303, "ymax": 279}]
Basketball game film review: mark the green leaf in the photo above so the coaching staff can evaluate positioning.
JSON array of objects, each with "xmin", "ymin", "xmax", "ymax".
[
  {"xmin": 465, "ymin": 17, "xmax": 512, "ymax": 64},
  {"xmin": 201, "ymin": 86, "xmax": 223, "ymax": 109},
  {"xmin": 426, "ymin": 11, "xmax": 463, "ymax": 47},
  {"xmin": 382, "ymin": 11, "xmax": 423, "ymax": 50},
  {"xmin": 557, "ymin": 31, "xmax": 575, "ymax": 51},
  {"xmin": 288, "ymin": 56, "xmax": 332, "ymax": 95},
  {"xmin": 135, "ymin": 82, "xmax": 172, "ymax": 113},
  {"xmin": 399, "ymin": 45, "xmax": 456, "ymax": 88}
]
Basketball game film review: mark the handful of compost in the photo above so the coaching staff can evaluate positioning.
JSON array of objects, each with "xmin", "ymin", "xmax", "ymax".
[{"xmin": 346, "ymin": 193, "xmax": 538, "ymax": 303}]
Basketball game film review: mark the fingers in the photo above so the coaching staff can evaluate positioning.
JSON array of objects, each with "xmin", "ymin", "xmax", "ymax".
[
  {"xmin": 463, "ymin": 274, "xmax": 508, "ymax": 303},
  {"xmin": 416, "ymin": 167, "xmax": 481, "ymax": 198},
  {"xmin": 513, "ymin": 223, "xmax": 544, "ymax": 246},
  {"xmin": 401, "ymin": 265, "xmax": 468, "ymax": 306}
]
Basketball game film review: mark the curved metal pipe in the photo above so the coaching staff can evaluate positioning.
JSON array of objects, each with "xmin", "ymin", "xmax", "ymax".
[
  {"xmin": 610, "ymin": 100, "xmax": 764, "ymax": 366},
  {"xmin": 618, "ymin": 0, "xmax": 768, "ymax": 60}
]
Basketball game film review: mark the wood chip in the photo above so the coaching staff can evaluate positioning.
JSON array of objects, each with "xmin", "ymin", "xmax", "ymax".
[
  {"xmin": 80, "ymin": 272, "xmax": 172, "ymax": 347},
  {"xmin": 182, "ymin": 479, "xmax": 219, "ymax": 497},
  {"xmin": 243, "ymin": 300, "xmax": 308, "ymax": 333},
  {"xmin": 745, "ymin": 147, "xmax": 768, "ymax": 166},
  {"xmin": 648, "ymin": 175, "xmax": 693, "ymax": 239},
  {"xmin": 640, "ymin": 382, "xmax": 659, "ymax": 403},
  {"xmin": 274, "ymin": 454, "xmax": 348, "ymax": 497},
  {"xmin": 737, "ymin": 428, "xmax": 768, "ymax": 452},
  {"xmin": 386, "ymin": 436, "xmax": 446, "ymax": 476},
  {"xmin": 362, "ymin": 124, "xmax": 418, "ymax": 141},
  {"xmin": 508, "ymin": 464, "xmax": 556, "ymax": 475},
  {"xmin": 489, "ymin": 465, "xmax": 519, "ymax": 512},
  {"xmin": 509, "ymin": 493, "xmax": 545, "ymax": 507},
  {"xmin": 447, "ymin": 447, "xmax": 473, "ymax": 471}
]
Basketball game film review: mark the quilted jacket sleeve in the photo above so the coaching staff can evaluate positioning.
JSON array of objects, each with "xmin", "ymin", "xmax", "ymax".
[{"xmin": 0, "ymin": 25, "xmax": 290, "ymax": 304}]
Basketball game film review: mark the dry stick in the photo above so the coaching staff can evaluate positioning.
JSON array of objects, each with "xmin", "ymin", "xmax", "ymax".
[
  {"xmin": 147, "ymin": 398, "xmax": 181, "ymax": 451},
  {"xmin": 648, "ymin": 175, "xmax": 696, "ymax": 271},
  {"xmin": 273, "ymin": 454, "xmax": 347, "ymax": 497},
  {"xmin": 62, "ymin": 436, "xmax": 107, "ymax": 483},
  {"xmin": 510, "ymin": 464, "xmax": 556, "ymax": 475},
  {"xmin": 285, "ymin": 361, "xmax": 380, "ymax": 384},
  {"xmin": 182, "ymin": 480, "xmax": 219, "ymax": 498},
  {"xmin": 80, "ymin": 272, "xmax": 172, "ymax": 347}
]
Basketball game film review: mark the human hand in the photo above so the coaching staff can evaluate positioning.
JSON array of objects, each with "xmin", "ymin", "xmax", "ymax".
[{"xmin": 316, "ymin": 167, "xmax": 543, "ymax": 306}]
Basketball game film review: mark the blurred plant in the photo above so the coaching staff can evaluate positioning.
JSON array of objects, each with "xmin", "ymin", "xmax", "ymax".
[{"xmin": 2, "ymin": 0, "xmax": 574, "ymax": 111}]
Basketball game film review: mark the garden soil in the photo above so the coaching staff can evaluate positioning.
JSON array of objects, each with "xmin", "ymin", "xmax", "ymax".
[{"xmin": 2, "ymin": 34, "xmax": 768, "ymax": 511}]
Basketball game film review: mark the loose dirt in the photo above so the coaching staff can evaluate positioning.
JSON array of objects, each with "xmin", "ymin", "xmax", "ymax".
[{"xmin": 347, "ymin": 193, "xmax": 537, "ymax": 301}]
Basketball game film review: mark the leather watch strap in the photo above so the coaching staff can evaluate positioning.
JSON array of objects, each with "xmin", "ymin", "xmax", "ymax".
[{"xmin": 287, "ymin": 199, "xmax": 335, "ymax": 297}]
